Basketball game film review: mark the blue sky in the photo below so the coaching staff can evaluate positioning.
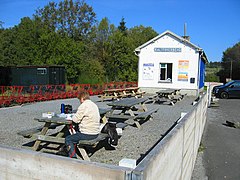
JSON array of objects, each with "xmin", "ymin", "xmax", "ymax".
[{"xmin": 0, "ymin": 0, "xmax": 239, "ymax": 62}]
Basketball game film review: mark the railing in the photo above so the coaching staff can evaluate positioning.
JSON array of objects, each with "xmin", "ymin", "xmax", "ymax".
[{"xmin": 0, "ymin": 82, "xmax": 138, "ymax": 107}]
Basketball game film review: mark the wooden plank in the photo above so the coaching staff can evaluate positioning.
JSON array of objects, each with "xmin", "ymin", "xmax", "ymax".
[
  {"xmin": 134, "ymin": 108, "xmax": 159, "ymax": 119},
  {"xmin": 76, "ymin": 133, "xmax": 109, "ymax": 161},
  {"xmin": 106, "ymin": 114, "xmax": 131, "ymax": 120},
  {"xmin": 17, "ymin": 125, "xmax": 43, "ymax": 138},
  {"xmin": 32, "ymin": 122, "xmax": 51, "ymax": 151},
  {"xmin": 18, "ymin": 124, "xmax": 60, "ymax": 138},
  {"xmin": 34, "ymin": 117, "xmax": 72, "ymax": 125},
  {"xmin": 107, "ymin": 97, "xmax": 148, "ymax": 107},
  {"xmin": 77, "ymin": 147, "xmax": 91, "ymax": 161},
  {"xmin": 33, "ymin": 134, "xmax": 65, "ymax": 144},
  {"xmin": 99, "ymin": 108, "xmax": 112, "ymax": 115},
  {"xmin": 78, "ymin": 133, "xmax": 109, "ymax": 146}
]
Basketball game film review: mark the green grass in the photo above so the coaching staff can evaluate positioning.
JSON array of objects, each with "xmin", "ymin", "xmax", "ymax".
[{"xmin": 198, "ymin": 142, "xmax": 206, "ymax": 152}]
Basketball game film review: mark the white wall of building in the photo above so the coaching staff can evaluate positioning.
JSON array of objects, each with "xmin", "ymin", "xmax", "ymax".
[{"xmin": 137, "ymin": 33, "xmax": 200, "ymax": 93}]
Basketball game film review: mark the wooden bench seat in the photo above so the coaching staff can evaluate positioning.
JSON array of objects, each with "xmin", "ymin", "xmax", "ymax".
[
  {"xmin": 133, "ymin": 107, "xmax": 159, "ymax": 120},
  {"xmin": 106, "ymin": 107, "xmax": 159, "ymax": 129},
  {"xmin": 17, "ymin": 124, "xmax": 60, "ymax": 138},
  {"xmin": 135, "ymin": 90, "xmax": 146, "ymax": 97},
  {"xmin": 130, "ymin": 107, "xmax": 159, "ymax": 129},
  {"xmin": 77, "ymin": 133, "xmax": 109, "ymax": 161},
  {"xmin": 32, "ymin": 134, "xmax": 65, "ymax": 144},
  {"xmin": 33, "ymin": 133, "xmax": 110, "ymax": 161},
  {"xmin": 171, "ymin": 94, "xmax": 183, "ymax": 101},
  {"xmin": 98, "ymin": 95, "xmax": 122, "ymax": 102},
  {"xmin": 106, "ymin": 114, "xmax": 132, "ymax": 120}
]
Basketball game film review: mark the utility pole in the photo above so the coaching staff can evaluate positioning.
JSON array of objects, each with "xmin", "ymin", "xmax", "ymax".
[{"xmin": 230, "ymin": 60, "xmax": 233, "ymax": 80}]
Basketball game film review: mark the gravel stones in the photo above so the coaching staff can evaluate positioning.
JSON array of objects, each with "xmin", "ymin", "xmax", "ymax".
[{"xmin": 0, "ymin": 95, "xmax": 196, "ymax": 166}]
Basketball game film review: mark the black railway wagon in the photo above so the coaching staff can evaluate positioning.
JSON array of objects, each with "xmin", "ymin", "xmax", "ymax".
[{"xmin": 0, "ymin": 66, "xmax": 65, "ymax": 86}]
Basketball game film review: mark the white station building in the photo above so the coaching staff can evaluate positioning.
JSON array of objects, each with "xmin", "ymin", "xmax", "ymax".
[{"xmin": 135, "ymin": 30, "xmax": 208, "ymax": 96}]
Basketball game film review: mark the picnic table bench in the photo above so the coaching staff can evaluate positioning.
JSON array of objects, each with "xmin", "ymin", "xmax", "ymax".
[
  {"xmin": 124, "ymin": 87, "xmax": 146, "ymax": 98},
  {"xmin": 18, "ymin": 108, "xmax": 115, "ymax": 161},
  {"xmin": 151, "ymin": 89, "xmax": 182, "ymax": 106},
  {"xmin": 106, "ymin": 97, "xmax": 158, "ymax": 128},
  {"xmin": 33, "ymin": 132, "xmax": 110, "ymax": 161},
  {"xmin": 17, "ymin": 124, "xmax": 60, "ymax": 138},
  {"xmin": 132, "ymin": 107, "xmax": 159, "ymax": 121},
  {"xmin": 98, "ymin": 87, "xmax": 145, "ymax": 101},
  {"xmin": 98, "ymin": 88, "xmax": 126, "ymax": 102},
  {"xmin": 76, "ymin": 133, "xmax": 109, "ymax": 161}
]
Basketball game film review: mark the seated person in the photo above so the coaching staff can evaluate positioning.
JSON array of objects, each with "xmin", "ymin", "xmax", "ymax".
[{"xmin": 65, "ymin": 91, "xmax": 100, "ymax": 158}]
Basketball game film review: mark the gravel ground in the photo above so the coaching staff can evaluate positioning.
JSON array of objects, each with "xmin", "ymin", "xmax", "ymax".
[{"xmin": 0, "ymin": 94, "xmax": 197, "ymax": 166}]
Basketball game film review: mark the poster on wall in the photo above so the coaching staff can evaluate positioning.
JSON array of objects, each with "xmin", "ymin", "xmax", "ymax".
[
  {"xmin": 143, "ymin": 63, "xmax": 154, "ymax": 80},
  {"xmin": 178, "ymin": 60, "xmax": 189, "ymax": 81}
]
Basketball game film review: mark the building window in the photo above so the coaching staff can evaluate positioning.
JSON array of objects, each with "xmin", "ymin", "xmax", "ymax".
[
  {"xmin": 159, "ymin": 63, "xmax": 172, "ymax": 82},
  {"xmin": 37, "ymin": 68, "xmax": 47, "ymax": 75}
]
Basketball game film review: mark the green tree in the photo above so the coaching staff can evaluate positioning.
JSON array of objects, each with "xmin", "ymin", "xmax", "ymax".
[
  {"xmin": 35, "ymin": 0, "xmax": 97, "ymax": 41},
  {"xmin": 220, "ymin": 42, "xmax": 240, "ymax": 82},
  {"xmin": 0, "ymin": 27, "xmax": 19, "ymax": 66},
  {"xmin": 118, "ymin": 17, "xmax": 127, "ymax": 36},
  {"xmin": 128, "ymin": 25, "xmax": 158, "ymax": 47},
  {"xmin": 93, "ymin": 17, "xmax": 115, "ymax": 81}
]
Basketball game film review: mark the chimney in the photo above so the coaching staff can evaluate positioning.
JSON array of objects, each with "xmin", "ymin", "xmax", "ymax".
[{"xmin": 182, "ymin": 23, "xmax": 190, "ymax": 41}]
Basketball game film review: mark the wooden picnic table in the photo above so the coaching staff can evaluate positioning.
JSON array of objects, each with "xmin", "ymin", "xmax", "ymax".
[
  {"xmin": 99, "ymin": 87, "xmax": 145, "ymax": 101},
  {"xmin": 156, "ymin": 89, "xmax": 178, "ymax": 96},
  {"xmin": 25, "ymin": 108, "xmax": 112, "ymax": 160},
  {"xmin": 98, "ymin": 88, "xmax": 126, "ymax": 101},
  {"xmin": 23, "ymin": 107, "xmax": 111, "ymax": 151},
  {"xmin": 153, "ymin": 89, "xmax": 181, "ymax": 105},
  {"xmin": 32, "ymin": 116, "xmax": 72, "ymax": 151},
  {"xmin": 125, "ymin": 87, "xmax": 145, "ymax": 98},
  {"xmin": 106, "ymin": 97, "xmax": 157, "ymax": 128}
]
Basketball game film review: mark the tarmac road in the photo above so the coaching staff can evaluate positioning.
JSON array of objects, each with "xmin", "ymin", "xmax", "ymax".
[{"xmin": 203, "ymin": 99, "xmax": 240, "ymax": 179}]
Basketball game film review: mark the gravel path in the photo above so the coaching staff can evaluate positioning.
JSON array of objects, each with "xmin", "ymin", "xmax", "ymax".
[{"xmin": 0, "ymin": 95, "xmax": 196, "ymax": 166}]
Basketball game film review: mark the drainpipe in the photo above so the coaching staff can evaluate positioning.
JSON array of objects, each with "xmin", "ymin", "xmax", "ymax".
[
  {"xmin": 197, "ymin": 51, "xmax": 203, "ymax": 96},
  {"xmin": 135, "ymin": 50, "xmax": 140, "ymax": 88}
]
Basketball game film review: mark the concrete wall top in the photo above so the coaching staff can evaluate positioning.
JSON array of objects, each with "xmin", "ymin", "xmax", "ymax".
[{"xmin": 0, "ymin": 145, "xmax": 132, "ymax": 180}]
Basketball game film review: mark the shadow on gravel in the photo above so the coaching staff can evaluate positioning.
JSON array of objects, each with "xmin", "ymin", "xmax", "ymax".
[
  {"xmin": 222, "ymin": 120, "xmax": 240, "ymax": 129},
  {"xmin": 222, "ymin": 123, "xmax": 236, "ymax": 128}
]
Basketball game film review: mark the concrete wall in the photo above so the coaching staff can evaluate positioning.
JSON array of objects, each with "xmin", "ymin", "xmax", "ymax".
[
  {"xmin": 0, "ymin": 145, "xmax": 132, "ymax": 180},
  {"xmin": 132, "ymin": 93, "xmax": 207, "ymax": 180},
  {"xmin": 0, "ymin": 94, "xmax": 208, "ymax": 180},
  {"xmin": 205, "ymin": 82, "xmax": 223, "ymax": 106}
]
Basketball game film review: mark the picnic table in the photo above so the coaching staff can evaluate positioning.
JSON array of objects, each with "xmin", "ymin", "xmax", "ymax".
[
  {"xmin": 18, "ymin": 108, "xmax": 113, "ymax": 161},
  {"xmin": 125, "ymin": 87, "xmax": 145, "ymax": 98},
  {"xmin": 107, "ymin": 97, "xmax": 158, "ymax": 128},
  {"xmin": 152, "ymin": 89, "xmax": 182, "ymax": 105},
  {"xmin": 32, "ymin": 116, "xmax": 72, "ymax": 151},
  {"xmin": 98, "ymin": 87, "xmax": 145, "ymax": 101},
  {"xmin": 98, "ymin": 88, "xmax": 126, "ymax": 102}
]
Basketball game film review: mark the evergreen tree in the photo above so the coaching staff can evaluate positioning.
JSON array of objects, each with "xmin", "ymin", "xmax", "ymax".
[{"xmin": 118, "ymin": 17, "xmax": 127, "ymax": 36}]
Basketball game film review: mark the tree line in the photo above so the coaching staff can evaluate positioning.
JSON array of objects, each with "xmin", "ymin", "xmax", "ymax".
[
  {"xmin": 206, "ymin": 42, "xmax": 240, "ymax": 83},
  {"xmin": 0, "ymin": 0, "xmax": 158, "ymax": 84}
]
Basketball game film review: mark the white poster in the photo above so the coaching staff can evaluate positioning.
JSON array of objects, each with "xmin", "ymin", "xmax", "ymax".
[{"xmin": 143, "ymin": 63, "xmax": 154, "ymax": 80}]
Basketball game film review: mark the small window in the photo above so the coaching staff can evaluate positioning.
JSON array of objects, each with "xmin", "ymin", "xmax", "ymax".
[
  {"xmin": 159, "ymin": 63, "xmax": 172, "ymax": 82},
  {"xmin": 232, "ymin": 82, "xmax": 240, "ymax": 88},
  {"xmin": 37, "ymin": 68, "xmax": 47, "ymax": 75}
]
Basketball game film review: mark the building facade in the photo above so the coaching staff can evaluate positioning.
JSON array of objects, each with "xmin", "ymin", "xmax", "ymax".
[
  {"xmin": 0, "ymin": 65, "xmax": 65, "ymax": 86},
  {"xmin": 135, "ymin": 30, "xmax": 208, "ymax": 95}
]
